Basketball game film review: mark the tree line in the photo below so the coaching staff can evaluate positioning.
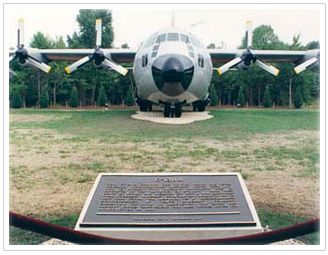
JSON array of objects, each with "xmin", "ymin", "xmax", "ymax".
[{"xmin": 9, "ymin": 10, "xmax": 319, "ymax": 109}]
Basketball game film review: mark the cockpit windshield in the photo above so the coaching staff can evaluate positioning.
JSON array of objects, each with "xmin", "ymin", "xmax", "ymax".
[
  {"xmin": 154, "ymin": 33, "xmax": 190, "ymax": 44},
  {"xmin": 167, "ymin": 33, "xmax": 179, "ymax": 41},
  {"xmin": 156, "ymin": 34, "xmax": 166, "ymax": 44}
]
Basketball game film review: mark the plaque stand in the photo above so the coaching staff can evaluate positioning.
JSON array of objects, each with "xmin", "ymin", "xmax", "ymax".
[{"xmin": 75, "ymin": 173, "xmax": 263, "ymax": 241}]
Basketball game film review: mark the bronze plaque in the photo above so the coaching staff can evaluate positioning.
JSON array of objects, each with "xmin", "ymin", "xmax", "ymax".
[{"xmin": 80, "ymin": 174, "xmax": 256, "ymax": 227}]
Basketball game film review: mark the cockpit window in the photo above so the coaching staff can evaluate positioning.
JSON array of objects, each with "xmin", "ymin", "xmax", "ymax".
[
  {"xmin": 180, "ymin": 34, "xmax": 189, "ymax": 43},
  {"xmin": 167, "ymin": 33, "xmax": 179, "ymax": 41},
  {"xmin": 156, "ymin": 34, "xmax": 166, "ymax": 43}
]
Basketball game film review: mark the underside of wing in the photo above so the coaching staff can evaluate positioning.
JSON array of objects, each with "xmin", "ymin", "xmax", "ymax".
[
  {"xmin": 209, "ymin": 49, "xmax": 309, "ymax": 64},
  {"xmin": 39, "ymin": 49, "xmax": 136, "ymax": 63},
  {"xmin": 209, "ymin": 49, "xmax": 319, "ymax": 75}
]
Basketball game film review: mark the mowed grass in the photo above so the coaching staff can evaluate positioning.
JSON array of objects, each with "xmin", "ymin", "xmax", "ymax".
[
  {"xmin": 10, "ymin": 108, "xmax": 319, "ymax": 141},
  {"xmin": 9, "ymin": 108, "xmax": 320, "ymax": 245}
]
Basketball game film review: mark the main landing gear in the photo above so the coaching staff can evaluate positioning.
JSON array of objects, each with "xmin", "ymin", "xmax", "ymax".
[
  {"xmin": 138, "ymin": 100, "xmax": 152, "ymax": 112},
  {"xmin": 192, "ymin": 98, "xmax": 210, "ymax": 112},
  {"xmin": 163, "ymin": 103, "xmax": 182, "ymax": 118}
]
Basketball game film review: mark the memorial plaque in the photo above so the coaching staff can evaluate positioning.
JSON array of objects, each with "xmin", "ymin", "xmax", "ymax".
[{"xmin": 80, "ymin": 174, "xmax": 256, "ymax": 227}]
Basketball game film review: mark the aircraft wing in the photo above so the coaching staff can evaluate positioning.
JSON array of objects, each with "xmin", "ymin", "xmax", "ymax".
[
  {"xmin": 208, "ymin": 49, "xmax": 319, "ymax": 75},
  {"xmin": 10, "ymin": 48, "xmax": 136, "ymax": 75},
  {"xmin": 36, "ymin": 48, "xmax": 136, "ymax": 63}
]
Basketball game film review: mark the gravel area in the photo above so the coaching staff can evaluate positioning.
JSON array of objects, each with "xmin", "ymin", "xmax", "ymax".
[{"xmin": 131, "ymin": 111, "xmax": 213, "ymax": 124}]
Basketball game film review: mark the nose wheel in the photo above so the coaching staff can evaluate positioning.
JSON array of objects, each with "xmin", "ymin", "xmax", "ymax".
[{"xmin": 163, "ymin": 103, "xmax": 182, "ymax": 118}]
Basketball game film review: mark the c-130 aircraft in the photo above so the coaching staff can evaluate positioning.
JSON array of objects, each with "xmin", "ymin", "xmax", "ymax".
[{"xmin": 9, "ymin": 18, "xmax": 319, "ymax": 118}]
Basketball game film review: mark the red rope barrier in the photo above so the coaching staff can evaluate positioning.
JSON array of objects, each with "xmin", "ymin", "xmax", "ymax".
[{"xmin": 9, "ymin": 211, "xmax": 319, "ymax": 245}]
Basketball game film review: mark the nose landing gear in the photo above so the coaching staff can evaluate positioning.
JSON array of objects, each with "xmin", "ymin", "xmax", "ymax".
[{"xmin": 163, "ymin": 103, "xmax": 182, "ymax": 118}]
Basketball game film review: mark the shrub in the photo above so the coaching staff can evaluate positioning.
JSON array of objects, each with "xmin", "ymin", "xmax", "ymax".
[
  {"xmin": 69, "ymin": 86, "xmax": 79, "ymax": 108},
  {"xmin": 97, "ymin": 85, "xmax": 108, "ymax": 107},
  {"xmin": 237, "ymin": 86, "xmax": 245, "ymax": 107},
  {"xmin": 263, "ymin": 85, "xmax": 272, "ymax": 108},
  {"xmin": 10, "ymin": 90, "xmax": 22, "ymax": 108},
  {"xmin": 209, "ymin": 83, "xmax": 219, "ymax": 106}
]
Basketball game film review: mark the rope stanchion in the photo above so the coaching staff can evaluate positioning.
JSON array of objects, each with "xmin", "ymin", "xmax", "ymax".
[{"xmin": 9, "ymin": 211, "xmax": 319, "ymax": 245}]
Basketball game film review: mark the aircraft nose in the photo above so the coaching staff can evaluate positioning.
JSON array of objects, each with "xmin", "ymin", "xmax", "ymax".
[
  {"xmin": 152, "ymin": 54, "xmax": 194, "ymax": 96},
  {"xmin": 161, "ymin": 57, "xmax": 184, "ymax": 83}
]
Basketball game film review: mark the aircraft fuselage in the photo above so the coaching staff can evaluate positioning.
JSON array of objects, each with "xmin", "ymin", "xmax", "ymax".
[{"xmin": 133, "ymin": 28, "xmax": 212, "ymax": 106}]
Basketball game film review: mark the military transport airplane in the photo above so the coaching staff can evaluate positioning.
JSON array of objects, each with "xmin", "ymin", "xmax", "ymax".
[{"xmin": 9, "ymin": 18, "xmax": 320, "ymax": 118}]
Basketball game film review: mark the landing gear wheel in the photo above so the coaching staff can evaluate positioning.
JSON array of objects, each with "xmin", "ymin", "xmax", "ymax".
[
  {"xmin": 139, "ymin": 100, "xmax": 152, "ymax": 112},
  {"xmin": 197, "ymin": 101, "xmax": 206, "ymax": 112},
  {"xmin": 192, "ymin": 101, "xmax": 206, "ymax": 112},
  {"xmin": 174, "ymin": 104, "xmax": 182, "ymax": 118},
  {"xmin": 139, "ymin": 102, "xmax": 148, "ymax": 112},
  {"xmin": 192, "ymin": 102, "xmax": 197, "ymax": 112},
  {"xmin": 164, "ymin": 104, "xmax": 171, "ymax": 118}
]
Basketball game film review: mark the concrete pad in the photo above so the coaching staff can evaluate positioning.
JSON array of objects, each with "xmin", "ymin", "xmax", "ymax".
[{"xmin": 131, "ymin": 111, "xmax": 213, "ymax": 124}]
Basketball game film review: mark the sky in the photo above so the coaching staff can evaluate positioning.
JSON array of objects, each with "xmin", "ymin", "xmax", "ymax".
[{"xmin": 5, "ymin": 4, "xmax": 321, "ymax": 50}]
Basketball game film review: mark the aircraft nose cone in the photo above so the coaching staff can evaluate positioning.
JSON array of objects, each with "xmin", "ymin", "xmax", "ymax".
[
  {"xmin": 152, "ymin": 54, "xmax": 194, "ymax": 96},
  {"xmin": 162, "ymin": 57, "xmax": 184, "ymax": 83}
]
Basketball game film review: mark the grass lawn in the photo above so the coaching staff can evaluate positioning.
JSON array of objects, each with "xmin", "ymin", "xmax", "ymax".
[{"xmin": 9, "ymin": 108, "xmax": 320, "ymax": 245}]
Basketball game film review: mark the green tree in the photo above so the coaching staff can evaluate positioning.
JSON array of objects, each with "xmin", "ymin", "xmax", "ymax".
[
  {"xmin": 66, "ymin": 9, "xmax": 115, "ymax": 106},
  {"xmin": 97, "ymin": 85, "xmax": 108, "ymax": 106},
  {"xmin": 10, "ymin": 90, "xmax": 22, "ymax": 108},
  {"xmin": 263, "ymin": 84, "xmax": 272, "ymax": 108},
  {"xmin": 237, "ymin": 86, "xmax": 245, "ymax": 107},
  {"xmin": 207, "ymin": 43, "xmax": 216, "ymax": 49},
  {"xmin": 294, "ymin": 85, "xmax": 303, "ymax": 109},
  {"xmin": 39, "ymin": 88, "xmax": 49, "ymax": 108},
  {"xmin": 209, "ymin": 83, "xmax": 218, "ymax": 106},
  {"xmin": 67, "ymin": 9, "xmax": 114, "ymax": 48},
  {"xmin": 121, "ymin": 43, "xmax": 129, "ymax": 49},
  {"xmin": 124, "ymin": 86, "xmax": 135, "ymax": 106},
  {"xmin": 306, "ymin": 41, "xmax": 320, "ymax": 50},
  {"xmin": 30, "ymin": 32, "xmax": 54, "ymax": 49},
  {"xmin": 69, "ymin": 86, "xmax": 79, "ymax": 107}
]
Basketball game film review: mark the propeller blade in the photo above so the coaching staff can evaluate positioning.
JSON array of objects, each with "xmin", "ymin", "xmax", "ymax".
[
  {"xmin": 64, "ymin": 56, "xmax": 93, "ymax": 74},
  {"xmin": 95, "ymin": 19, "xmax": 102, "ymax": 47},
  {"xmin": 255, "ymin": 59, "xmax": 280, "ymax": 76},
  {"xmin": 9, "ymin": 54, "xmax": 17, "ymax": 63},
  {"xmin": 18, "ymin": 18, "xmax": 25, "ymax": 47},
  {"xmin": 25, "ymin": 57, "xmax": 52, "ymax": 73},
  {"xmin": 245, "ymin": 20, "xmax": 253, "ymax": 49},
  {"xmin": 294, "ymin": 57, "xmax": 318, "ymax": 74},
  {"xmin": 103, "ymin": 58, "xmax": 128, "ymax": 76},
  {"xmin": 217, "ymin": 57, "xmax": 243, "ymax": 75}
]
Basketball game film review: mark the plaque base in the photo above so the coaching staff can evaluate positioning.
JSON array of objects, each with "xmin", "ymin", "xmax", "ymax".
[{"xmin": 75, "ymin": 173, "xmax": 263, "ymax": 241}]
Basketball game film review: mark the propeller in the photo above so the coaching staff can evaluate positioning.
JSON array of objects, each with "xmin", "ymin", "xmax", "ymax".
[
  {"xmin": 65, "ymin": 19, "xmax": 128, "ymax": 76},
  {"xmin": 294, "ymin": 57, "xmax": 319, "ymax": 74},
  {"xmin": 217, "ymin": 20, "xmax": 280, "ymax": 76},
  {"xmin": 10, "ymin": 18, "xmax": 52, "ymax": 73}
]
